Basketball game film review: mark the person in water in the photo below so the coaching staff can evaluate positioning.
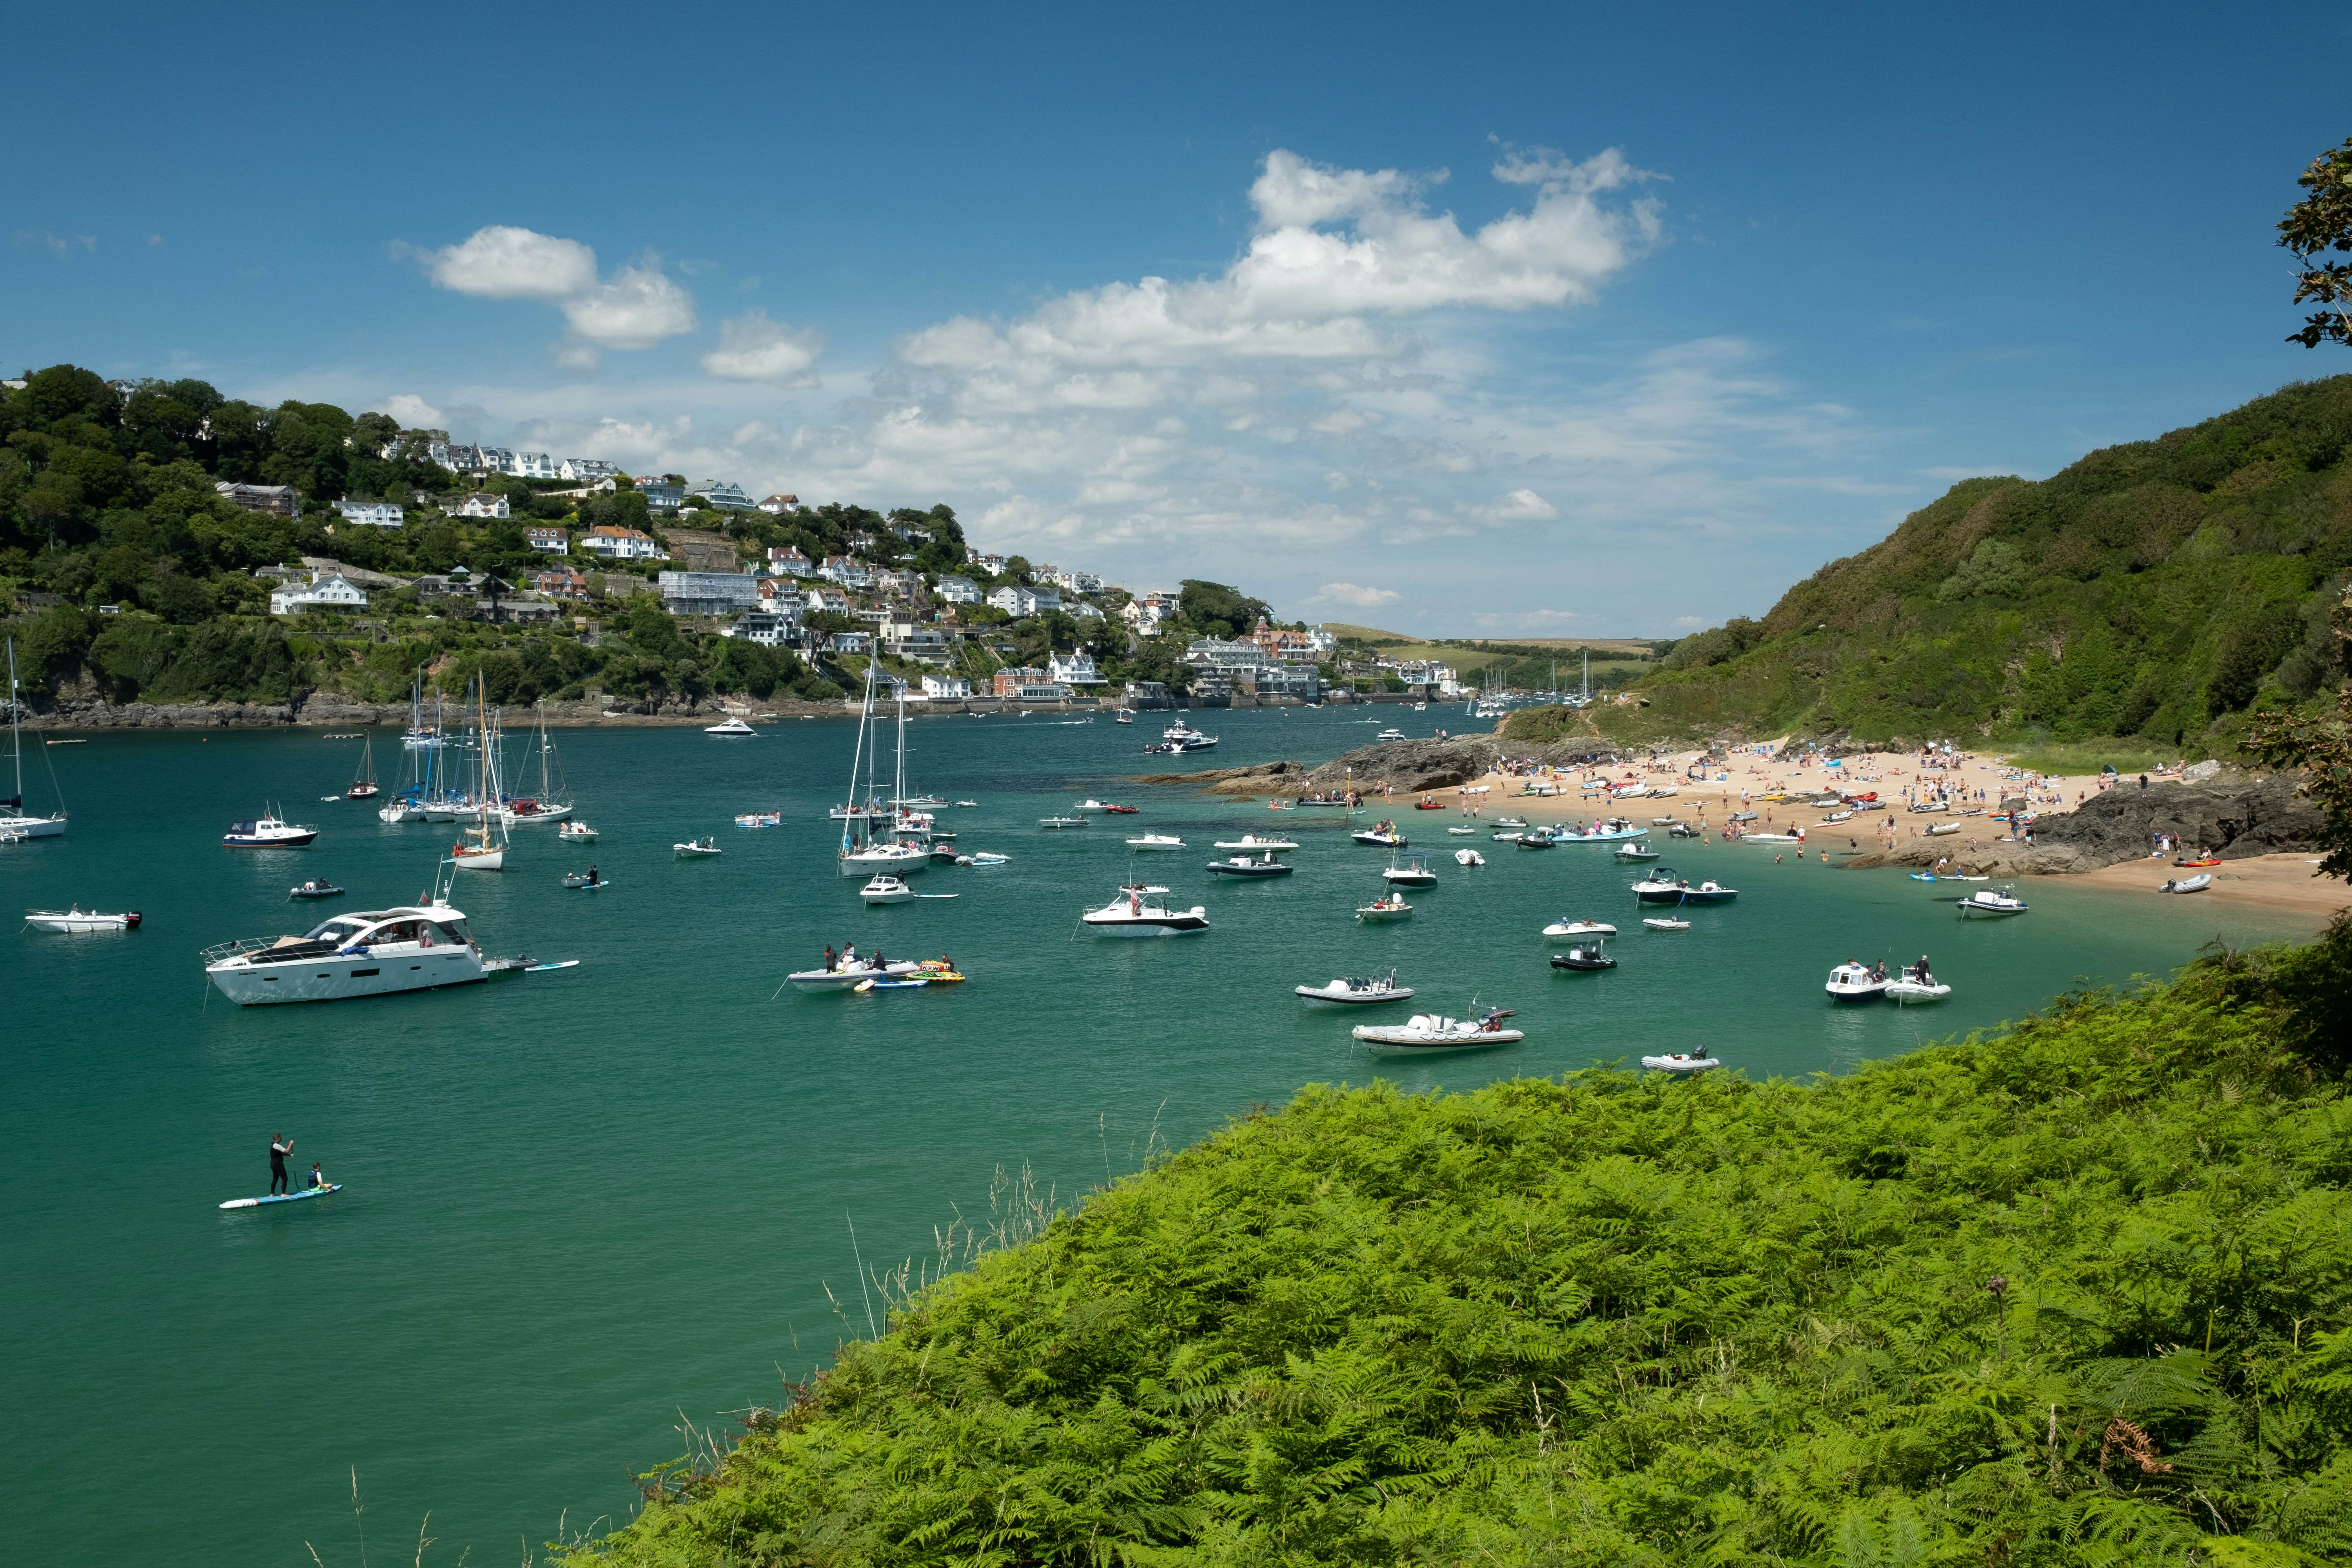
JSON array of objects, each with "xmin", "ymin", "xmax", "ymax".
[{"xmin": 269, "ymin": 1132, "xmax": 294, "ymax": 1195}]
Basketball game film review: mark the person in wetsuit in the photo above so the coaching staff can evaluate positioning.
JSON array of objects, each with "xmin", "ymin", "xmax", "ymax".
[{"xmin": 269, "ymin": 1133, "xmax": 294, "ymax": 1196}]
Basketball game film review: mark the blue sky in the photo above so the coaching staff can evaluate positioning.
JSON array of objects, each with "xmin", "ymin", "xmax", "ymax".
[{"xmin": 7, "ymin": 2, "xmax": 2344, "ymax": 635}]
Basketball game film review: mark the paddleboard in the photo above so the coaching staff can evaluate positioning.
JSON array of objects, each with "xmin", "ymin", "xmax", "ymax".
[
  {"xmin": 220, "ymin": 1183, "xmax": 340, "ymax": 1210},
  {"xmin": 523, "ymin": 959, "xmax": 580, "ymax": 973},
  {"xmin": 911, "ymin": 893, "xmax": 960, "ymax": 900}
]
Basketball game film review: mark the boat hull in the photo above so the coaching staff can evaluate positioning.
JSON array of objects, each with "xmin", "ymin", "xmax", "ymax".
[
  {"xmin": 207, "ymin": 948, "xmax": 488, "ymax": 1005},
  {"xmin": 1353, "ymin": 1029, "xmax": 1523, "ymax": 1053},
  {"xmin": 1081, "ymin": 913, "xmax": 1210, "ymax": 936},
  {"xmin": 223, "ymin": 833, "xmax": 317, "ymax": 848},
  {"xmin": 788, "ymin": 963, "xmax": 922, "ymax": 988},
  {"xmin": 1296, "ymin": 986, "xmax": 1414, "ymax": 1005}
]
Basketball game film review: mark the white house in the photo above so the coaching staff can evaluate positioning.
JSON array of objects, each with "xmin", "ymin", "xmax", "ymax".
[
  {"xmin": 766, "ymin": 546, "xmax": 814, "ymax": 576},
  {"xmin": 477, "ymin": 447, "xmax": 518, "ymax": 475},
  {"xmin": 933, "ymin": 575, "xmax": 980, "ymax": 604},
  {"xmin": 757, "ymin": 493, "xmax": 800, "ymax": 514},
  {"xmin": 1045, "ymin": 568, "xmax": 1103, "ymax": 595},
  {"xmin": 724, "ymin": 609, "xmax": 799, "ymax": 648},
  {"xmin": 802, "ymin": 586, "xmax": 853, "ymax": 616},
  {"xmin": 1047, "ymin": 651, "xmax": 1107, "ymax": 686},
  {"xmin": 971, "ymin": 552, "xmax": 1006, "ymax": 576},
  {"xmin": 986, "ymin": 585, "xmax": 1063, "ymax": 617},
  {"xmin": 560, "ymin": 458, "xmax": 619, "ymax": 483},
  {"xmin": 817, "ymin": 555, "xmax": 874, "ymax": 590},
  {"xmin": 1070, "ymin": 601, "xmax": 1105, "ymax": 621},
  {"xmin": 456, "ymin": 492, "xmax": 510, "ymax": 519},
  {"xmin": 920, "ymin": 674, "xmax": 972, "ymax": 699},
  {"xmin": 269, "ymin": 572, "xmax": 368, "ymax": 616},
  {"xmin": 579, "ymin": 524, "xmax": 663, "ymax": 561},
  {"xmin": 524, "ymin": 527, "xmax": 569, "ymax": 554},
  {"xmin": 334, "ymin": 498, "xmax": 404, "ymax": 527},
  {"xmin": 512, "ymin": 452, "xmax": 561, "ymax": 480}
]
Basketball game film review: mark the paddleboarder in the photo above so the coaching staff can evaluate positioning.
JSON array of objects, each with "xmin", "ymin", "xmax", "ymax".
[
  {"xmin": 308, "ymin": 1161, "xmax": 327, "ymax": 1189},
  {"xmin": 269, "ymin": 1132, "xmax": 294, "ymax": 1195}
]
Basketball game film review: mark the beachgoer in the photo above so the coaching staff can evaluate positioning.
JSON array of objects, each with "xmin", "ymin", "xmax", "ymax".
[{"xmin": 269, "ymin": 1133, "xmax": 293, "ymax": 1196}]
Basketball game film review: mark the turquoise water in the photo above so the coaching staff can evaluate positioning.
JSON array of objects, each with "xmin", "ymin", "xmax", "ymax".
[{"xmin": 0, "ymin": 708, "xmax": 2316, "ymax": 1564}]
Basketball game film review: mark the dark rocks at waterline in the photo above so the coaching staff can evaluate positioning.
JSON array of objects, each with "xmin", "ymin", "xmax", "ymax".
[
  {"xmin": 2029, "ymin": 775, "xmax": 2324, "ymax": 866},
  {"xmin": 1141, "ymin": 739, "xmax": 1509, "ymax": 797}
]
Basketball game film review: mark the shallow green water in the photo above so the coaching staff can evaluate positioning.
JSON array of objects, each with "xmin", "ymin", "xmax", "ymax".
[{"xmin": 0, "ymin": 707, "xmax": 2314, "ymax": 1564}]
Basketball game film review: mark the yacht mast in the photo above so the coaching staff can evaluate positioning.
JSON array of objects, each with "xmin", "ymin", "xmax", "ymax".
[
  {"xmin": 840, "ymin": 658, "xmax": 877, "ymax": 855},
  {"xmin": 6, "ymin": 638, "xmax": 20, "ymax": 808}
]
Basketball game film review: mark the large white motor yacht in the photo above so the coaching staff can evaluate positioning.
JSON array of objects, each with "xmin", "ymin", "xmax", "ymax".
[
  {"xmin": 203, "ymin": 903, "xmax": 486, "ymax": 1004},
  {"xmin": 704, "ymin": 717, "xmax": 758, "ymax": 737}
]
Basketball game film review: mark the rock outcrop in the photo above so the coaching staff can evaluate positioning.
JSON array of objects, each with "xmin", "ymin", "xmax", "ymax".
[{"xmin": 2029, "ymin": 775, "xmax": 2323, "ymax": 866}]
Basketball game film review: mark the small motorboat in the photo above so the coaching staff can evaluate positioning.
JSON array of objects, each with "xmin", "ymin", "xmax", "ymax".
[
  {"xmin": 1352, "ymin": 1007, "xmax": 1522, "ymax": 1053},
  {"xmin": 1382, "ymin": 852, "xmax": 1438, "ymax": 887},
  {"xmin": 1727, "ymin": 810, "xmax": 1758, "ymax": 823},
  {"xmin": 929, "ymin": 841, "xmax": 963, "ymax": 862},
  {"xmin": 1296, "ymin": 969, "xmax": 1413, "ymax": 1005},
  {"xmin": 1073, "ymin": 800, "xmax": 1118, "ymax": 813},
  {"xmin": 1926, "ymin": 822, "xmax": 1960, "ymax": 837},
  {"xmin": 1376, "ymin": 728, "xmax": 1407, "ymax": 741},
  {"xmin": 1541, "ymin": 918, "xmax": 1617, "ymax": 938},
  {"xmin": 1514, "ymin": 832, "xmax": 1556, "ymax": 850},
  {"xmin": 1667, "ymin": 822, "xmax": 1701, "ymax": 838},
  {"xmin": 223, "ymin": 814, "xmax": 318, "ymax": 849},
  {"xmin": 1550, "ymin": 943, "xmax": 1615, "ymax": 971},
  {"xmin": 1355, "ymin": 891, "xmax": 1413, "ymax": 922},
  {"xmin": 2160, "ymin": 872, "xmax": 2213, "ymax": 894},
  {"xmin": 1641, "ymin": 1052, "xmax": 1719, "ymax": 1074},
  {"xmin": 561, "ymin": 871, "xmax": 609, "ymax": 889},
  {"xmin": 1825, "ymin": 962, "xmax": 1889, "ymax": 1002},
  {"xmin": 1615, "ymin": 843, "xmax": 1660, "ymax": 862},
  {"xmin": 704, "ymin": 717, "xmax": 758, "ymax": 737},
  {"xmin": 289, "ymin": 880, "xmax": 345, "ymax": 900},
  {"xmin": 1413, "ymin": 797, "xmax": 1445, "ymax": 810},
  {"xmin": 1885, "ymin": 964, "xmax": 1951, "ymax": 1004},
  {"xmin": 1127, "ymin": 833, "xmax": 1187, "ymax": 851},
  {"xmin": 860, "ymin": 874, "xmax": 915, "ymax": 904},
  {"xmin": 787, "ymin": 954, "xmax": 923, "ymax": 988},
  {"xmin": 955, "ymin": 800, "xmax": 980, "ymax": 808},
  {"xmin": 735, "ymin": 811, "xmax": 783, "ymax": 829},
  {"xmin": 1081, "ymin": 883, "xmax": 1210, "ymax": 935},
  {"xmin": 674, "ymin": 838, "xmax": 722, "ymax": 858},
  {"xmin": 1213, "ymin": 834, "xmax": 1298, "ymax": 852},
  {"xmin": 964, "ymin": 851, "xmax": 1011, "ymax": 867},
  {"xmin": 1038, "ymin": 816, "xmax": 1086, "ymax": 829},
  {"xmin": 1495, "ymin": 816, "xmax": 1528, "ymax": 829},
  {"xmin": 1651, "ymin": 814, "xmax": 1678, "ymax": 826},
  {"xmin": 1737, "ymin": 831, "xmax": 1803, "ymax": 844},
  {"xmin": 1350, "ymin": 822, "xmax": 1406, "ymax": 848},
  {"xmin": 1955, "ymin": 887, "xmax": 2028, "ymax": 918},
  {"xmin": 1206, "ymin": 852, "xmax": 1293, "ymax": 878},
  {"xmin": 24, "ymin": 907, "xmax": 141, "ymax": 932},
  {"xmin": 1447, "ymin": 826, "xmax": 1478, "ymax": 836},
  {"xmin": 558, "ymin": 820, "xmax": 598, "ymax": 843},
  {"xmin": 1454, "ymin": 848, "xmax": 1485, "ymax": 867},
  {"xmin": 1632, "ymin": 871, "xmax": 1737, "ymax": 904},
  {"xmin": 1642, "ymin": 917, "xmax": 1690, "ymax": 931}
]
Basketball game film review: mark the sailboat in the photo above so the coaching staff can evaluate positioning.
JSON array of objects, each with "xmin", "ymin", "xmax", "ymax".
[
  {"xmin": 345, "ymin": 735, "xmax": 380, "ymax": 799},
  {"xmin": 1, "ymin": 638, "xmax": 68, "ymax": 839},
  {"xmin": 837, "ymin": 662, "xmax": 927, "ymax": 877},
  {"xmin": 451, "ymin": 678, "xmax": 508, "ymax": 871},
  {"xmin": 502, "ymin": 701, "xmax": 574, "ymax": 825}
]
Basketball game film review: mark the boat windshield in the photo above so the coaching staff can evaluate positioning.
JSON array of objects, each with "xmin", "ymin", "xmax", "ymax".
[
  {"xmin": 435, "ymin": 919, "xmax": 473, "ymax": 945},
  {"xmin": 303, "ymin": 917, "xmax": 368, "ymax": 942}
]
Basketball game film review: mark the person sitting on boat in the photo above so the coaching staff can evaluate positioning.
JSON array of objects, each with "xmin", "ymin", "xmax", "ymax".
[
  {"xmin": 308, "ymin": 1162, "xmax": 327, "ymax": 1189},
  {"xmin": 841, "ymin": 943, "xmax": 858, "ymax": 971}
]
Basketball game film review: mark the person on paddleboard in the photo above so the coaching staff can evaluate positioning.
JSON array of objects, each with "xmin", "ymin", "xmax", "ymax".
[
  {"xmin": 308, "ymin": 1161, "xmax": 327, "ymax": 1189},
  {"xmin": 269, "ymin": 1133, "xmax": 294, "ymax": 1195}
]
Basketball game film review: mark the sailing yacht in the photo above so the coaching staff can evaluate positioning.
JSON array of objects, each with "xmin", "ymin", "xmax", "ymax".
[
  {"xmin": 837, "ymin": 664, "xmax": 927, "ymax": 877},
  {"xmin": 450, "ymin": 679, "xmax": 508, "ymax": 871},
  {"xmin": 345, "ymin": 735, "xmax": 380, "ymax": 799},
  {"xmin": 501, "ymin": 702, "xmax": 574, "ymax": 825},
  {"xmin": 1, "ymin": 639, "xmax": 67, "ymax": 839}
]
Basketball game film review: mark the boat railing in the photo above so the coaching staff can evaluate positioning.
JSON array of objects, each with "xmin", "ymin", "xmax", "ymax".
[{"xmin": 200, "ymin": 934, "xmax": 315, "ymax": 964}]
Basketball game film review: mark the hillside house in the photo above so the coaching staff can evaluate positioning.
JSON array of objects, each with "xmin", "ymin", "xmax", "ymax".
[
  {"xmin": 993, "ymin": 666, "xmax": 1068, "ymax": 701},
  {"xmin": 269, "ymin": 572, "xmax": 367, "ymax": 615},
  {"xmin": 933, "ymin": 575, "xmax": 980, "ymax": 604},
  {"xmin": 757, "ymin": 493, "xmax": 800, "ymax": 514},
  {"xmin": 216, "ymin": 481, "xmax": 302, "ymax": 520},
  {"xmin": 560, "ymin": 458, "xmax": 618, "ymax": 483},
  {"xmin": 657, "ymin": 571, "xmax": 759, "ymax": 616},
  {"xmin": 579, "ymin": 524, "xmax": 662, "ymax": 561},
  {"xmin": 690, "ymin": 479, "xmax": 756, "ymax": 511},
  {"xmin": 1047, "ymin": 651, "xmax": 1107, "ymax": 687},
  {"xmin": 456, "ymin": 492, "xmax": 511, "ymax": 519},
  {"xmin": 524, "ymin": 526, "xmax": 569, "ymax": 554},
  {"xmin": 766, "ymin": 546, "xmax": 813, "ymax": 576},
  {"xmin": 333, "ymin": 497, "xmax": 403, "ymax": 527},
  {"xmin": 920, "ymin": 674, "xmax": 972, "ymax": 699}
]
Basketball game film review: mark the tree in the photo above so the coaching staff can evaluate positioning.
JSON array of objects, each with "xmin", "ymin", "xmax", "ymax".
[
  {"xmin": 2281, "ymin": 134, "xmax": 2352, "ymax": 349},
  {"xmin": 2245, "ymin": 590, "xmax": 2352, "ymax": 879},
  {"xmin": 1178, "ymin": 579, "xmax": 1270, "ymax": 640}
]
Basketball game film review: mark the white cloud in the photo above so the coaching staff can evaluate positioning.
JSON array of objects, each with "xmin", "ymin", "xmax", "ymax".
[
  {"xmin": 701, "ymin": 309, "xmax": 825, "ymax": 383},
  {"xmin": 401, "ymin": 226, "xmax": 695, "ymax": 363},
  {"xmin": 1308, "ymin": 582, "xmax": 1402, "ymax": 608},
  {"xmin": 383, "ymin": 393, "xmax": 442, "ymax": 426},
  {"xmin": 143, "ymin": 232, "xmax": 164, "ymax": 248},
  {"xmin": 1480, "ymin": 487, "xmax": 1557, "ymax": 523},
  {"xmin": 414, "ymin": 225, "xmax": 596, "ymax": 299},
  {"xmin": 14, "ymin": 230, "xmax": 96, "ymax": 258}
]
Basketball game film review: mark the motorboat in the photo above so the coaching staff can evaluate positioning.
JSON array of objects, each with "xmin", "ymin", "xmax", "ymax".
[
  {"xmin": 1039, "ymin": 815, "xmax": 1086, "ymax": 829},
  {"xmin": 1513, "ymin": 832, "xmax": 1555, "ymax": 850},
  {"xmin": 1641, "ymin": 917, "xmax": 1690, "ymax": 931},
  {"xmin": 1081, "ymin": 883, "xmax": 1210, "ymax": 935},
  {"xmin": 1382, "ymin": 851, "xmax": 1438, "ymax": 887},
  {"xmin": 674, "ymin": 838, "xmax": 722, "ymax": 858},
  {"xmin": 1495, "ymin": 816, "xmax": 1529, "ymax": 829},
  {"xmin": 1375, "ymin": 727, "xmax": 1406, "ymax": 741},
  {"xmin": 964, "ymin": 851, "xmax": 1011, "ymax": 866},
  {"xmin": 1350, "ymin": 822, "xmax": 1406, "ymax": 848},
  {"xmin": 1550, "ymin": 943, "xmax": 1615, "ymax": 971},
  {"xmin": 1143, "ymin": 720, "xmax": 1219, "ymax": 755},
  {"xmin": 1454, "ymin": 848, "xmax": 1485, "ymax": 867},
  {"xmin": 1613, "ymin": 784, "xmax": 1651, "ymax": 799},
  {"xmin": 202, "ymin": 897, "xmax": 489, "ymax": 1004},
  {"xmin": 1615, "ymin": 843, "xmax": 1660, "ymax": 862},
  {"xmin": 1207, "ymin": 851, "xmax": 1293, "ymax": 878},
  {"xmin": 1447, "ymin": 826, "xmax": 1478, "ymax": 836},
  {"xmin": 1956, "ymin": 887, "xmax": 2028, "ymax": 918},
  {"xmin": 1650, "ymin": 785, "xmax": 1679, "ymax": 798},
  {"xmin": 25, "ymin": 907, "xmax": 141, "ymax": 932},
  {"xmin": 1727, "ymin": 811, "xmax": 1758, "ymax": 823},
  {"xmin": 1885, "ymin": 964, "xmax": 1951, "ymax": 1003},
  {"xmin": 1641, "ymin": 1052, "xmax": 1719, "ymax": 1074},
  {"xmin": 1825, "ymin": 962, "xmax": 1889, "ymax": 1002},
  {"xmin": 1651, "ymin": 814, "xmax": 1678, "ymax": 826},
  {"xmin": 1541, "ymin": 918, "xmax": 1617, "ymax": 938},
  {"xmin": 1355, "ymin": 891, "xmax": 1412, "ymax": 922},
  {"xmin": 1352, "ymin": 1007, "xmax": 1522, "ymax": 1054},
  {"xmin": 289, "ymin": 880, "xmax": 344, "ymax": 900},
  {"xmin": 2160, "ymin": 873, "xmax": 2212, "ymax": 894},
  {"xmin": 860, "ymin": 874, "xmax": 915, "ymax": 904},
  {"xmin": 223, "ymin": 814, "xmax": 318, "ymax": 849},
  {"xmin": 1213, "ymin": 834, "xmax": 1298, "ymax": 852},
  {"xmin": 1813, "ymin": 811, "xmax": 1854, "ymax": 826},
  {"xmin": 956, "ymin": 800, "xmax": 980, "ymax": 808},
  {"xmin": 1736, "ymin": 831, "xmax": 1803, "ymax": 845},
  {"xmin": 1926, "ymin": 822, "xmax": 1960, "ymax": 837},
  {"xmin": 1547, "ymin": 817, "xmax": 1648, "ymax": 844},
  {"xmin": 929, "ymin": 841, "xmax": 963, "ymax": 862},
  {"xmin": 1667, "ymin": 823, "xmax": 1701, "ymax": 838},
  {"xmin": 1075, "ymin": 799, "xmax": 1139, "ymax": 814},
  {"xmin": 736, "ymin": 811, "xmax": 782, "ymax": 829},
  {"xmin": 1296, "ymin": 969, "xmax": 1414, "ymax": 1005},
  {"xmin": 1631, "ymin": 869, "xmax": 1737, "ymax": 904},
  {"xmin": 1128, "ymin": 833, "xmax": 1186, "ymax": 851},
  {"xmin": 704, "ymin": 718, "xmax": 758, "ymax": 737},
  {"xmin": 561, "ymin": 871, "xmax": 608, "ymax": 889},
  {"xmin": 787, "ymin": 950, "xmax": 923, "ymax": 988},
  {"xmin": 1906, "ymin": 799, "xmax": 1947, "ymax": 814},
  {"xmin": 841, "ymin": 839, "xmax": 929, "ymax": 876}
]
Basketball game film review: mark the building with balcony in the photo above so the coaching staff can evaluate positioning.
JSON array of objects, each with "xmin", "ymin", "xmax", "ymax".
[
  {"xmin": 216, "ymin": 481, "xmax": 302, "ymax": 520},
  {"xmin": 561, "ymin": 458, "xmax": 619, "ymax": 483},
  {"xmin": 579, "ymin": 524, "xmax": 662, "ymax": 561},
  {"xmin": 269, "ymin": 572, "xmax": 366, "ymax": 615},
  {"xmin": 524, "ymin": 526, "xmax": 569, "ymax": 554},
  {"xmin": 657, "ymin": 571, "xmax": 759, "ymax": 617},
  {"xmin": 1047, "ymin": 651, "xmax": 1107, "ymax": 686},
  {"xmin": 333, "ymin": 497, "xmax": 403, "ymax": 527},
  {"xmin": 920, "ymin": 674, "xmax": 972, "ymax": 699},
  {"xmin": 456, "ymin": 492, "xmax": 510, "ymax": 519}
]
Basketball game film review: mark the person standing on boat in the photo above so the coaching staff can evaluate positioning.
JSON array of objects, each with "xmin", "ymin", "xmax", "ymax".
[
  {"xmin": 823, "ymin": 943, "xmax": 837, "ymax": 973},
  {"xmin": 269, "ymin": 1133, "xmax": 294, "ymax": 1196}
]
